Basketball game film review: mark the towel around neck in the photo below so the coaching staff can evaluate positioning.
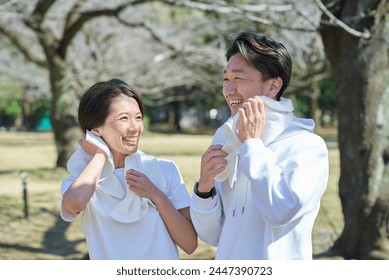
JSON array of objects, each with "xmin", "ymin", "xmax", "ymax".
[{"xmin": 67, "ymin": 131, "xmax": 159, "ymax": 223}]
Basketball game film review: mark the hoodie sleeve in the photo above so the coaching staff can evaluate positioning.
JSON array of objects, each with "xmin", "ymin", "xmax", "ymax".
[
  {"xmin": 190, "ymin": 191, "xmax": 223, "ymax": 247},
  {"xmin": 239, "ymin": 133, "xmax": 329, "ymax": 227}
]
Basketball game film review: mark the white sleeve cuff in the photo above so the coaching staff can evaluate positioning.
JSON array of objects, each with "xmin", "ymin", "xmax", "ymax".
[{"xmin": 192, "ymin": 193, "xmax": 219, "ymax": 211}]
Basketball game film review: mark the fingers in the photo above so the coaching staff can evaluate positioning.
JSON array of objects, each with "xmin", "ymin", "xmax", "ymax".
[
  {"xmin": 201, "ymin": 146, "xmax": 228, "ymax": 173},
  {"xmin": 240, "ymin": 96, "xmax": 263, "ymax": 117},
  {"xmin": 78, "ymin": 136, "xmax": 105, "ymax": 156},
  {"xmin": 237, "ymin": 96, "xmax": 265, "ymax": 141},
  {"xmin": 256, "ymin": 96, "xmax": 265, "ymax": 116},
  {"xmin": 125, "ymin": 169, "xmax": 157, "ymax": 198},
  {"xmin": 125, "ymin": 169, "xmax": 147, "ymax": 187},
  {"xmin": 198, "ymin": 145, "xmax": 228, "ymax": 189},
  {"xmin": 202, "ymin": 145, "xmax": 227, "ymax": 164}
]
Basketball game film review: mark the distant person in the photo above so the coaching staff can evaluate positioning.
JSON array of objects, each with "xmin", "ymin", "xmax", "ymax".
[
  {"xmin": 190, "ymin": 31, "xmax": 329, "ymax": 259},
  {"xmin": 60, "ymin": 78, "xmax": 197, "ymax": 259}
]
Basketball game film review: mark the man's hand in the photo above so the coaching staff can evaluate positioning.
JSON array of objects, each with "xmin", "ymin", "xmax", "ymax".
[
  {"xmin": 198, "ymin": 145, "xmax": 228, "ymax": 192},
  {"xmin": 237, "ymin": 96, "xmax": 266, "ymax": 142}
]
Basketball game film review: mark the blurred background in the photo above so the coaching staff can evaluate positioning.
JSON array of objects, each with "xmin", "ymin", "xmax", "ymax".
[{"xmin": 0, "ymin": 0, "xmax": 388, "ymax": 260}]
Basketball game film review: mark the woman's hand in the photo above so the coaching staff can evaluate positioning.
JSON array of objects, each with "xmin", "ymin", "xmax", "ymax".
[
  {"xmin": 125, "ymin": 169, "xmax": 163, "ymax": 204},
  {"xmin": 78, "ymin": 136, "xmax": 108, "ymax": 160}
]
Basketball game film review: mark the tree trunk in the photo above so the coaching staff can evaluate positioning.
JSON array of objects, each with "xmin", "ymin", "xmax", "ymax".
[
  {"xmin": 49, "ymin": 59, "xmax": 80, "ymax": 168},
  {"xmin": 319, "ymin": 0, "xmax": 389, "ymax": 259},
  {"xmin": 172, "ymin": 101, "xmax": 182, "ymax": 132}
]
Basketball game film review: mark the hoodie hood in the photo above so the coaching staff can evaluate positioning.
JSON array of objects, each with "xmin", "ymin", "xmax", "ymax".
[{"xmin": 260, "ymin": 96, "xmax": 294, "ymax": 145}]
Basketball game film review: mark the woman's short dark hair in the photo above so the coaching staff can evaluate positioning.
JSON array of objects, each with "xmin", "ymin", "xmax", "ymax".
[
  {"xmin": 226, "ymin": 31, "xmax": 292, "ymax": 100},
  {"xmin": 77, "ymin": 79, "xmax": 144, "ymax": 132}
]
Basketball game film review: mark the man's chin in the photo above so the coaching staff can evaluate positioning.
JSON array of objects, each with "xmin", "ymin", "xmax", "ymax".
[{"xmin": 230, "ymin": 110, "xmax": 239, "ymax": 117}]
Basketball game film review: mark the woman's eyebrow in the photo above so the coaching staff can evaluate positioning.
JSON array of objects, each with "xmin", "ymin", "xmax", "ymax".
[{"xmin": 113, "ymin": 111, "xmax": 129, "ymax": 118}]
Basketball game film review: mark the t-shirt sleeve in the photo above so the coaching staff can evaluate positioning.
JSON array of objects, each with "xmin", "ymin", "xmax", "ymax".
[
  {"xmin": 159, "ymin": 160, "xmax": 190, "ymax": 210},
  {"xmin": 60, "ymin": 176, "xmax": 79, "ymax": 222}
]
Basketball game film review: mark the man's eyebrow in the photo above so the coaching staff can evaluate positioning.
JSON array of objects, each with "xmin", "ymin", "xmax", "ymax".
[{"xmin": 223, "ymin": 68, "xmax": 247, "ymax": 74}]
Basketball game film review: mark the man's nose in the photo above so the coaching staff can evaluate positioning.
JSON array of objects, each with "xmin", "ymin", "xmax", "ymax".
[{"xmin": 223, "ymin": 81, "xmax": 236, "ymax": 95}]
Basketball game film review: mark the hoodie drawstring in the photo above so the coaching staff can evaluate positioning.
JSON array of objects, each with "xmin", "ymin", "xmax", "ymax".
[
  {"xmin": 231, "ymin": 156, "xmax": 249, "ymax": 217},
  {"xmin": 232, "ymin": 177, "xmax": 249, "ymax": 217},
  {"xmin": 242, "ymin": 177, "xmax": 248, "ymax": 214},
  {"xmin": 232, "ymin": 155, "xmax": 239, "ymax": 217}
]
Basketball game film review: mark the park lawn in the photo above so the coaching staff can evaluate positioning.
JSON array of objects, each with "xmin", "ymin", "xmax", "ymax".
[{"xmin": 0, "ymin": 131, "xmax": 342, "ymax": 259}]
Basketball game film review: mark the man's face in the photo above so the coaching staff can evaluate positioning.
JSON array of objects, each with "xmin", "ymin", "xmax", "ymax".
[{"xmin": 223, "ymin": 53, "xmax": 274, "ymax": 116}]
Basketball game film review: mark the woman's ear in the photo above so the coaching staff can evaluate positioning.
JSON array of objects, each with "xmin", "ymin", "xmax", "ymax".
[
  {"xmin": 268, "ymin": 77, "xmax": 283, "ymax": 99},
  {"xmin": 91, "ymin": 128, "xmax": 102, "ymax": 137}
]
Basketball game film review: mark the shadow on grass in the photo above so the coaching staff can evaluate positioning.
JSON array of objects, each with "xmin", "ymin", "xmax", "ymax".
[
  {"xmin": 41, "ymin": 208, "xmax": 86, "ymax": 259},
  {"xmin": 0, "ymin": 207, "xmax": 86, "ymax": 260},
  {"xmin": 313, "ymin": 245, "xmax": 344, "ymax": 260}
]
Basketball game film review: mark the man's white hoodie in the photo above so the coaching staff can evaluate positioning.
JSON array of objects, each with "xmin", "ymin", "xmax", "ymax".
[{"xmin": 190, "ymin": 96, "xmax": 329, "ymax": 259}]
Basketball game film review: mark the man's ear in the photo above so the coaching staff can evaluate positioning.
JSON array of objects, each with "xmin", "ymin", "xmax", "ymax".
[
  {"xmin": 268, "ymin": 77, "xmax": 283, "ymax": 99},
  {"xmin": 91, "ymin": 128, "xmax": 102, "ymax": 137}
]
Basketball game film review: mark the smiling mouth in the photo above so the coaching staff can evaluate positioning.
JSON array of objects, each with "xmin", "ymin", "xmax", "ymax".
[
  {"xmin": 230, "ymin": 99, "xmax": 243, "ymax": 106},
  {"xmin": 123, "ymin": 136, "xmax": 139, "ymax": 144}
]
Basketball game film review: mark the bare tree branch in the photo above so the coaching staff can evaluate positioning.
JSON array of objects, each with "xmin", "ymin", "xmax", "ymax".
[
  {"xmin": 0, "ymin": 25, "xmax": 46, "ymax": 67},
  {"xmin": 58, "ymin": 1, "xmax": 137, "ymax": 58},
  {"xmin": 116, "ymin": 15, "xmax": 224, "ymax": 88},
  {"xmin": 162, "ymin": 0, "xmax": 318, "ymax": 33},
  {"xmin": 314, "ymin": 0, "xmax": 371, "ymax": 39},
  {"xmin": 31, "ymin": 0, "xmax": 56, "ymax": 20}
]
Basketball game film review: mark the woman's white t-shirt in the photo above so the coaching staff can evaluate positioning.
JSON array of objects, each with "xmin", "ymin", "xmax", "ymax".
[{"xmin": 61, "ymin": 151, "xmax": 190, "ymax": 260}]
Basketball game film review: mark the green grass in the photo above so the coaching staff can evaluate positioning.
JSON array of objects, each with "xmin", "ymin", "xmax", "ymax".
[{"xmin": 0, "ymin": 130, "xmax": 342, "ymax": 259}]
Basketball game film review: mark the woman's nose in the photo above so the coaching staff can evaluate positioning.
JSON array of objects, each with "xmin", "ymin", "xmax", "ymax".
[{"xmin": 127, "ymin": 119, "xmax": 138, "ymax": 130}]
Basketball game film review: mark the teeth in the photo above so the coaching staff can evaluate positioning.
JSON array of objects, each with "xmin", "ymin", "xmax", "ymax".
[
  {"xmin": 230, "ymin": 100, "xmax": 242, "ymax": 105},
  {"xmin": 124, "ymin": 136, "xmax": 138, "ymax": 142}
]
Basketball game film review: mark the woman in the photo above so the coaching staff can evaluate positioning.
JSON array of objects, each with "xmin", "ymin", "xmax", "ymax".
[{"xmin": 60, "ymin": 79, "xmax": 197, "ymax": 259}]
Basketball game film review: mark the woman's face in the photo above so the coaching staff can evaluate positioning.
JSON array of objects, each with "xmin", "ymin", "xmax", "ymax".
[{"xmin": 94, "ymin": 95, "xmax": 143, "ymax": 163}]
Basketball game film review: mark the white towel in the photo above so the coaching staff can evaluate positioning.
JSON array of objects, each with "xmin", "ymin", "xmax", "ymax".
[
  {"xmin": 109, "ymin": 152, "xmax": 159, "ymax": 223},
  {"xmin": 83, "ymin": 131, "xmax": 158, "ymax": 223},
  {"xmin": 85, "ymin": 130, "xmax": 113, "ymax": 165},
  {"xmin": 66, "ymin": 131, "xmax": 115, "ymax": 180},
  {"xmin": 211, "ymin": 113, "xmax": 240, "ymax": 187}
]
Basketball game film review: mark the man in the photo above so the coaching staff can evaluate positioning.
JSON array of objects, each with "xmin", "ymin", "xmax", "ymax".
[{"xmin": 190, "ymin": 31, "xmax": 329, "ymax": 259}]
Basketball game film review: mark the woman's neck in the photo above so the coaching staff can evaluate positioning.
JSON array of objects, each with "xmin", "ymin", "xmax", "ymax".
[{"xmin": 112, "ymin": 151, "xmax": 137, "ymax": 168}]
